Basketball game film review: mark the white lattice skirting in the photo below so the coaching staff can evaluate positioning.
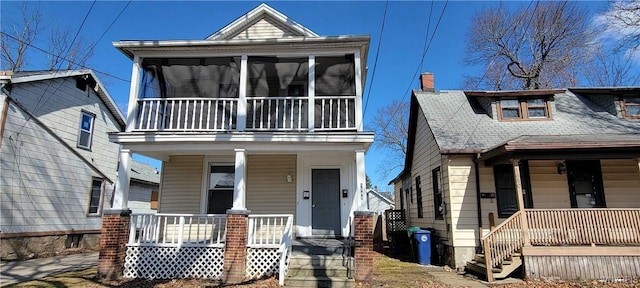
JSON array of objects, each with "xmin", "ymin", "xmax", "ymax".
[
  {"xmin": 245, "ymin": 248, "xmax": 283, "ymax": 279},
  {"xmin": 124, "ymin": 246, "xmax": 225, "ymax": 279}
]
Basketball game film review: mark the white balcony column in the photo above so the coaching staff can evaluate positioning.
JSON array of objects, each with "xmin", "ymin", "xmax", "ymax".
[
  {"xmin": 356, "ymin": 149, "xmax": 366, "ymax": 210},
  {"xmin": 125, "ymin": 55, "xmax": 142, "ymax": 132},
  {"xmin": 232, "ymin": 148, "xmax": 247, "ymax": 210},
  {"xmin": 354, "ymin": 50, "xmax": 363, "ymax": 132},
  {"xmin": 113, "ymin": 148, "xmax": 132, "ymax": 209},
  {"xmin": 308, "ymin": 55, "xmax": 315, "ymax": 132},
  {"xmin": 237, "ymin": 54, "xmax": 248, "ymax": 131},
  {"xmin": 511, "ymin": 158, "xmax": 530, "ymax": 246}
]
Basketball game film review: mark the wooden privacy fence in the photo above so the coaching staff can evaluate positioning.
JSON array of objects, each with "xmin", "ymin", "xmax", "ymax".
[{"xmin": 526, "ymin": 208, "xmax": 640, "ymax": 246}]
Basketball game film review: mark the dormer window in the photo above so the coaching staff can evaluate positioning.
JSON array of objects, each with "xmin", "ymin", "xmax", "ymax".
[
  {"xmin": 497, "ymin": 97, "xmax": 550, "ymax": 121},
  {"xmin": 622, "ymin": 96, "xmax": 640, "ymax": 119}
]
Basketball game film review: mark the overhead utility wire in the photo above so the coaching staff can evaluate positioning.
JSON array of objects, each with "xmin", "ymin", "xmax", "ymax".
[
  {"xmin": 447, "ymin": 0, "xmax": 540, "ymax": 159},
  {"xmin": 30, "ymin": 1, "xmax": 96, "ymax": 114},
  {"xmin": 363, "ymin": 0, "xmax": 389, "ymax": 119},
  {"xmin": 378, "ymin": 0, "xmax": 448, "ymax": 138},
  {"xmin": 0, "ymin": 33, "xmax": 130, "ymax": 83}
]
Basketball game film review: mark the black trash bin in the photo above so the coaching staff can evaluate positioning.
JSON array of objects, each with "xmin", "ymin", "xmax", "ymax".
[
  {"xmin": 413, "ymin": 229, "xmax": 431, "ymax": 265},
  {"xmin": 425, "ymin": 228, "xmax": 440, "ymax": 265}
]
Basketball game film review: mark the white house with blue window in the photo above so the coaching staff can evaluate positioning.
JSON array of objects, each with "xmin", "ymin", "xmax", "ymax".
[{"xmin": 0, "ymin": 70, "xmax": 125, "ymax": 260}]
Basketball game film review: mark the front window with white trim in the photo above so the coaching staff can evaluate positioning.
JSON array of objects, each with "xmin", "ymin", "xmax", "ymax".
[
  {"xmin": 207, "ymin": 165, "xmax": 234, "ymax": 214},
  {"xmin": 78, "ymin": 111, "xmax": 95, "ymax": 149}
]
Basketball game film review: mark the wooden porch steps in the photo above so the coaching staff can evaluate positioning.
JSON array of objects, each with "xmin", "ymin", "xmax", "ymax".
[
  {"xmin": 465, "ymin": 252, "xmax": 522, "ymax": 280},
  {"xmin": 286, "ymin": 239, "xmax": 354, "ymax": 288}
]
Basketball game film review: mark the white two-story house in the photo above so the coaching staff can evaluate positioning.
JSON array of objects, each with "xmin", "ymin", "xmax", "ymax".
[{"xmin": 109, "ymin": 4, "xmax": 372, "ymax": 239}]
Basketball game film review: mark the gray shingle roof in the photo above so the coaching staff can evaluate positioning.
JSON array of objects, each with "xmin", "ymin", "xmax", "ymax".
[
  {"xmin": 131, "ymin": 161, "xmax": 160, "ymax": 184},
  {"xmin": 415, "ymin": 89, "xmax": 640, "ymax": 151}
]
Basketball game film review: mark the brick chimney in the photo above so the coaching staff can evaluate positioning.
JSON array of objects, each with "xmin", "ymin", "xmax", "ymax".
[{"xmin": 420, "ymin": 72, "xmax": 434, "ymax": 92}]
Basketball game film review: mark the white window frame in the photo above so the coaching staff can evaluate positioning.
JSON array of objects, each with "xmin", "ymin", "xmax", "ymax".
[
  {"xmin": 87, "ymin": 177, "xmax": 104, "ymax": 216},
  {"xmin": 201, "ymin": 161, "xmax": 235, "ymax": 214},
  {"xmin": 77, "ymin": 110, "xmax": 95, "ymax": 150}
]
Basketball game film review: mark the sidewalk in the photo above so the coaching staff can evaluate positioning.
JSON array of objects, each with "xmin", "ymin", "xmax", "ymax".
[{"xmin": 0, "ymin": 252, "xmax": 98, "ymax": 286}]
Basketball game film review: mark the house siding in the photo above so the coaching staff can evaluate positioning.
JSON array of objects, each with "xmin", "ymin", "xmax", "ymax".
[
  {"xmin": 231, "ymin": 18, "xmax": 297, "ymax": 40},
  {"xmin": 9, "ymin": 78, "xmax": 121, "ymax": 179},
  {"xmin": 601, "ymin": 159, "xmax": 640, "ymax": 208},
  {"xmin": 159, "ymin": 155, "xmax": 204, "ymax": 213},
  {"xmin": 246, "ymin": 154, "xmax": 296, "ymax": 216},
  {"xmin": 128, "ymin": 182, "xmax": 158, "ymax": 214},
  {"xmin": 446, "ymin": 156, "xmax": 478, "ymax": 247},
  {"xmin": 529, "ymin": 160, "xmax": 572, "ymax": 209},
  {"xmin": 1, "ymin": 99, "xmax": 112, "ymax": 233}
]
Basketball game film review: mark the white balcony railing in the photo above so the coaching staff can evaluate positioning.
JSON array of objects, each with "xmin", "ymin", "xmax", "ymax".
[
  {"xmin": 136, "ymin": 98, "xmax": 237, "ymax": 131},
  {"xmin": 134, "ymin": 96, "xmax": 357, "ymax": 132}
]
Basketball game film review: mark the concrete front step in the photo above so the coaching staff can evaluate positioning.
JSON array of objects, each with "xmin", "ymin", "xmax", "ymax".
[
  {"xmin": 286, "ymin": 253, "xmax": 353, "ymax": 287},
  {"xmin": 288, "ymin": 265, "xmax": 349, "ymax": 278},
  {"xmin": 289, "ymin": 254, "xmax": 349, "ymax": 267},
  {"xmin": 285, "ymin": 276, "xmax": 354, "ymax": 288}
]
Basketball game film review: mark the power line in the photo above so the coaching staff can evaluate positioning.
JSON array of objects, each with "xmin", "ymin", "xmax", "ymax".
[
  {"xmin": 363, "ymin": 0, "xmax": 389, "ymax": 119},
  {"xmin": 30, "ymin": 1, "xmax": 96, "ymax": 115},
  {"xmin": 1, "ymin": 32, "xmax": 130, "ymax": 82},
  {"xmin": 376, "ymin": 1, "xmax": 448, "ymax": 141}
]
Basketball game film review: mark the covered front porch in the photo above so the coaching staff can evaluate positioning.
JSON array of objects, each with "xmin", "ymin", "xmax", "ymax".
[
  {"xmin": 470, "ymin": 135, "xmax": 640, "ymax": 282},
  {"xmin": 99, "ymin": 133, "xmax": 375, "ymax": 284}
]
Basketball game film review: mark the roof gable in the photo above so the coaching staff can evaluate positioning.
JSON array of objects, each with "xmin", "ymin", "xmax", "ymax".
[
  {"xmin": 7, "ymin": 69, "xmax": 126, "ymax": 129},
  {"xmin": 206, "ymin": 3, "xmax": 319, "ymax": 40}
]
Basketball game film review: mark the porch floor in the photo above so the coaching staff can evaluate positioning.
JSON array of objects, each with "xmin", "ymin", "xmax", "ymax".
[{"xmin": 292, "ymin": 238, "xmax": 349, "ymax": 256}]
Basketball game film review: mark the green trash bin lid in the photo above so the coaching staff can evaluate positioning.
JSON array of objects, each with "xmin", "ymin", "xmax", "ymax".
[{"xmin": 407, "ymin": 226, "xmax": 420, "ymax": 236}]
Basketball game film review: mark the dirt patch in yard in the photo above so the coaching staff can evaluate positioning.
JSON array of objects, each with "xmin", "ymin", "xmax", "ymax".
[
  {"xmin": 357, "ymin": 254, "xmax": 455, "ymax": 288},
  {"xmin": 4, "ymin": 267, "xmax": 280, "ymax": 288}
]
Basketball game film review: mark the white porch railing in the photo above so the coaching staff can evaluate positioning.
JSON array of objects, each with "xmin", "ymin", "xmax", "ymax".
[
  {"xmin": 315, "ymin": 96, "xmax": 356, "ymax": 130},
  {"xmin": 134, "ymin": 96, "xmax": 357, "ymax": 132},
  {"xmin": 246, "ymin": 214, "xmax": 294, "ymax": 286},
  {"xmin": 128, "ymin": 213, "xmax": 227, "ymax": 247},
  {"xmin": 246, "ymin": 97, "xmax": 308, "ymax": 130},
  {"xmin": 136, "ymin": 98, "xmax": 237, "ymax": 131}
]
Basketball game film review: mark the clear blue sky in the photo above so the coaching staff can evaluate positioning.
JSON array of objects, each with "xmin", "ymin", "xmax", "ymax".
[{"xmin": 1, "ymin": 1, "xmax": 612, "ymax": 190}]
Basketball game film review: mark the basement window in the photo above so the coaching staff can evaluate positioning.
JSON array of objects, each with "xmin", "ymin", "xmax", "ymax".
[{"xmin": 497, "ymin": 97, "xmax": 550, "ymax": 121}]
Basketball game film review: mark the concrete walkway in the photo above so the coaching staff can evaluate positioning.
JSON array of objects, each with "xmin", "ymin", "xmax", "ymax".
[{"xmin": 0, "ymin": 252, "xmax": 98, "ymax": 286}]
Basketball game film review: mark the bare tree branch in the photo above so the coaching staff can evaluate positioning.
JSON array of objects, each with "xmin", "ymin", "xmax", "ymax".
[
  {"xmin": 370, "ymin": 100, "xmax": 409, "ymax": 180},
  {"xmin": 464, "ymin": 2, "xmax": 591, "ymax": 90},
  {"xmin": 1, "ymin": 3, "xmax": 41, "ymax": 71}
]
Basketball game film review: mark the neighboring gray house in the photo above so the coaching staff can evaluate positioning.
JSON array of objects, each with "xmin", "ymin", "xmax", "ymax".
[
  {"xmin": 128, "ymin": 160, "xmax": 160, "ymax": 214},
  {"xmin": 0, "ymin": 70, "xmax": 125, "ymax": 260},
  {"xmin": 391, "ymin": 73, "xmax": 640, "ymax": 281},
  {"xmin": 366, "ymin": 189, "xmax": 394, "ymax": 213}
]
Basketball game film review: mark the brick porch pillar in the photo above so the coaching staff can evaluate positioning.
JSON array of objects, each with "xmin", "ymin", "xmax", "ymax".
[
  {"xmin": 97, "ymin": 209, "xmax": 131, "ymax": 280},
  {"xmin": 354, "ymin": 211, "xmax": 376, "ymax": 283},
  {"xmin": 223, "ymin": 209, "xmax": 250, "ymax": 284}
]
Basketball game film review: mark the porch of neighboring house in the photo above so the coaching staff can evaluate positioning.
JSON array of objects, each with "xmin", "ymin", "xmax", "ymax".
[{"xmin": 466, "ymin": 139, "xmax": 640, "ymax": 282}]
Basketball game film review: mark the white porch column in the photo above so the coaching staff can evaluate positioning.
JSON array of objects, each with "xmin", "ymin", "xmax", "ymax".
[
  {"xmin": 511, "ymin": 158, "xmax": 530, "ymax": 246},
  {"xmin": 635, "ymin": 158, "xmax": 640, "ymax": 182},
  {"xmin": 125, "ymin": 56, "xmax": 142, "ymax": 132},
  {"xmin": 308, "ymin": 55, "xmax": 315, "ymax": 132},
  {"xmin": 356, "ymin": 149, "xmax": 366, "ymax": 210},
  {"xmin": 354, "ymin": 50, "xmax": 363, "ymax": 132},
  {"xmin": 232, "ymin": 148, "xmax": 247, "ymax": 210},
  {"xmin": 237, "ymin": 54, "xmax": 248, "ymax": 131},
  {"xmin": 113, "ymin": 148, "xmax": 132, "ymax": 209}
]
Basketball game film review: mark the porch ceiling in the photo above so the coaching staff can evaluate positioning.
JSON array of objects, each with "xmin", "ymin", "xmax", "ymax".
[{"xmin": 480, "ymin": 134, "xmax": 640, "ymax": 165}]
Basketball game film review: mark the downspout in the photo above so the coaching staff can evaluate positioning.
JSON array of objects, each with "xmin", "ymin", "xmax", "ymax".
[{"xmin": 474, "ymin": 154, "xmax": 483, "ymax": 250}]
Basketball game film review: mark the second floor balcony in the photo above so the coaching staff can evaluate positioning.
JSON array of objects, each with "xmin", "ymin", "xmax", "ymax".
[{"xmin": 130, "ymin": 55, "xmax": 362, "ymax": 133}]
